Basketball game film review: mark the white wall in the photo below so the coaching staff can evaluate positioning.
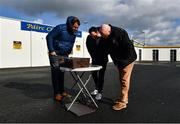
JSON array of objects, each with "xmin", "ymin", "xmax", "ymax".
[
  {"xmin": 31, "ymin": 32, "xmax": 49, "ymax": 66},
  {"xmin": 177, "ymin": 48, "xmax": 180, "ymax": 61},
  {"xmin": 159, "ymin": 48, "xmax": 170, "ymax": 61},
  {"xmin": 142, "ymin": 49, "xmax": 153, "ymax": 61},
  {"xmin": 134, "ymin": 47, "xmax": 140, "ymax": 61},
  {"xmin": 82, "ymin": 32, "xmax": 90, "ymax": 58},
  {"xmin": 1, "ymin": 17, "xmax": 180, "ymax": 69},
  {"xmin": 0, "ymin": 17, "xmax": 93, "ymax": 68},
  {"xmin": 71, "ymin": 32, "xmax": 91, "ymax": 58},
  {"xmin": 140, "ymin": 48, "xmax": 180, "ymax": 61},
  {"xmin": 0, "ymin": 18, "xmax": 31, "ymax": 68},
  {"xmin": 71, "ymin": 36, "xmax": 85, "ymax": 58}
]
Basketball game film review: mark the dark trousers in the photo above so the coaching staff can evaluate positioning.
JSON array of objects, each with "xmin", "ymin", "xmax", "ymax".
[
  {"xmin": 92, "ymin": 63, "xmax": 107, "ymax": 93},
  {"xmin": 49, "ymin": 55, "xmax": 66, "ymax": 95}
]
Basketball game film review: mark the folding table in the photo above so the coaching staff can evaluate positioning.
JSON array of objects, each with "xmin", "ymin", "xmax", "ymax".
[{"xmin": 60, "ymin": 65, "xmax": 102, "ymax": 115}]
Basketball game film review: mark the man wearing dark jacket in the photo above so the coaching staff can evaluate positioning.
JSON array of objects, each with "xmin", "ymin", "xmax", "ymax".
[
  {"xmin": 100, "ymin": 24, "xmax": 137, "ymax": 110},
  {"xmin": 86, "ymin": 27, "xmax": 108, "ymax": 100},
  {"xmin": 46, "ymin": 16, "xmax": 80, "ymax": 101}
]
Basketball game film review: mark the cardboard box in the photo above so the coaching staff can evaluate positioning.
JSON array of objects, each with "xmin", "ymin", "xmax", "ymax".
[{"xmin": 59, "ymin": 57, "xmax": 90, "ymax": 69}]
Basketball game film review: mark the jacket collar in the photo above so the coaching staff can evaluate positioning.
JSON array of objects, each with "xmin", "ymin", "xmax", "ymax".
[{"xmin": 108, "ymin": 24, "xmax": 115, "ymax": 38}]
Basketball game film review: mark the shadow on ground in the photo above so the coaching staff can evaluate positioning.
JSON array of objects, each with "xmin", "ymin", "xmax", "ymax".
[{"xmin": 4, "ymin": 82, "xmax": 52, "ymax": 99}]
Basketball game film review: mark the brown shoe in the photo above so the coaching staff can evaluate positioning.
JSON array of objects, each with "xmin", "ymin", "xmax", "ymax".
[
  {"xmin": 54, "ymin": 94, "xmax": 63, "ymax": 101},
  {"xmin": 113, "ymin": 102, "xmax": 127, "ymax": 111},
  {"xmin": 114, "ymin": 100, "xmax": 128, "ymax": 104},
  {"xmin": 62, "ymin": 91, "xmax": 71, "ymax": 97}
]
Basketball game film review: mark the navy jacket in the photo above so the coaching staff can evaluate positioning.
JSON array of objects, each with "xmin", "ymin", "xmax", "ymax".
[
  {"xmin": 108, "ymin": 25, "xmax": 137, "ymax": 69},
  {"xmin": 46, "ymin": 16, "xmax": 77, "ymax": 55}
]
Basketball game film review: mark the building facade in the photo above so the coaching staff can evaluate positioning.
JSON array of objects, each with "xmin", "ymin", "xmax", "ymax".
[
  {"xmin": 0, "ymin": 16, "xmax": 90, "ymax": 68},
  {"xmin": 0, "ymin": 16, "xmax": 179, "ymax": 68},
  {"xmin": 135, "ymin": 46, "xmax": 180, "ymax": 62}
]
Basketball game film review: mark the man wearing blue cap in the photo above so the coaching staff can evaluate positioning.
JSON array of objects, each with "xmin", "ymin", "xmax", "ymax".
[{"xmin": 46, "ymin": 16, "xmax": 80, "ymax": 101}]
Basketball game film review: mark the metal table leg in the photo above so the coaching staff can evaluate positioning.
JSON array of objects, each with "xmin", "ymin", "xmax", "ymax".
[
  {"xmin": 70, "ymin": 72, "xmax": 87, "ymax": 98},
  {"xmin": 77, "ymin": 74, "xmax": 98, "ymax": 108},
  {"xmin": 67, "ymin": 73, "xmax": 93, "ymax": 110}
]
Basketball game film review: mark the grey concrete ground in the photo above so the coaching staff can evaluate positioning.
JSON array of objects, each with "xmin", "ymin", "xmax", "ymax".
[{"xmin": 0, "ymin": 62, "xmax": 180, "ymax": 123}]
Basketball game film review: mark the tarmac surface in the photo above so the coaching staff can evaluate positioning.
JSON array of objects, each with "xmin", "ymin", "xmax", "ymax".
[{"xmin": 0, "ymin": 62, "xmax": 180, "ymax": 123}]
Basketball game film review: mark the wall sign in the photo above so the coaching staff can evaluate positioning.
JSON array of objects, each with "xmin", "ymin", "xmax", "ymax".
[
  {"xmin": 76, "ymin": 45, "xmax": 81, "ymax": 51},
  {"xmin": 21, "ymin": 21, "xmax": 82, "ymax": 37},
  {"xmin": 21, "ymin": 21, "xmax": 53, "ymax": 33},
  {"xmin": 13, "ymin": 41, "xmax": 22, "ymax": 49}
]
